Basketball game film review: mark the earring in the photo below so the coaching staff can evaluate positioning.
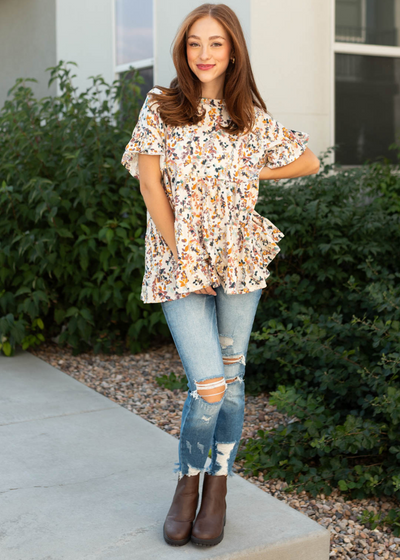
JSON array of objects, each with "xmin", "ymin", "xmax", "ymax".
[{"xmin": 230, "ymin": 56, "xmax": 235, "ymax": 64}]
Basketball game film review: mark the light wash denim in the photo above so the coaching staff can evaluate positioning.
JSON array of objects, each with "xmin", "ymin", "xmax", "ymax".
[{"xmin": 161, "ymin": 286, "xmax": 262, "ymax": 479}]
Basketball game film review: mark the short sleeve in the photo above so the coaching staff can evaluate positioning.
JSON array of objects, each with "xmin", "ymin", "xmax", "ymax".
[
  {"xmin": 121, "ymin": 87, "xmax": 165, "ymax": 180},
  {"xmin": 262, "ymin": 113, "xmax": 309, "ymax": 169}
]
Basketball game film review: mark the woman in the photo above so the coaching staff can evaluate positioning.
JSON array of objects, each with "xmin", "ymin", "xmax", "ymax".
[{"xmin": 121, "ymin": 3, "xmax": 319, "ymax": 548}]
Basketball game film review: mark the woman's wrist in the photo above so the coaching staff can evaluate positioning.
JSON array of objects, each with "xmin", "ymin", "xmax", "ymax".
[{"xmin": 259, "ymin": 165, "xmax": 280, "ymax": 182}]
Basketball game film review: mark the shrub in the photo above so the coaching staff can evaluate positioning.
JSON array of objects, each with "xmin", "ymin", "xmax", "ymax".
[
  {"xmin": 0, "ymin": 62, "xmax": 169, "ymax": 355},
  {"xmin": 156, "ymin": 371, "xmax": 188, "ymax": 391},
  {"xmin": 359, "ymin": 507, "xmax": 400, "ymax": 537},
  {"xmin": 240, "ymin": 152, "xmax": 400, "ymax": 500}
]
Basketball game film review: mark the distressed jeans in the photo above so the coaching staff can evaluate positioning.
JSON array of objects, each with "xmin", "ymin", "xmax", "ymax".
[{"xmin": 161, "ymin": 286, "xmax": 262, "ymax": 479}]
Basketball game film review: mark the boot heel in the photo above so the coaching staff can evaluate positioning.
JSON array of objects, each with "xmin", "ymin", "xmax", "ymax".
[{"xmin": 191, "ymin": 529, "xmax": 224, "ymax": 547}]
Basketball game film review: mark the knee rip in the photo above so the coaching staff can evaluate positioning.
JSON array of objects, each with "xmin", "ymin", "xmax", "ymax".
[
  {"xmin": 192, "ymin": 374, "xmax": 243, "ymax": 403},
  {"xmin": 192, "ymin": 377, "xmax": 226, "ymax": 403},
  {"xmin": 223, "ymin": 354, "xmax": 246, "ymax": 366}
]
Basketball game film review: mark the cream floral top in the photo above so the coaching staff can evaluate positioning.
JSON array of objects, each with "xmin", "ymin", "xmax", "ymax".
[{"xmin": 121, "ymin": 87, "xmax": 309, "ymax": 303}]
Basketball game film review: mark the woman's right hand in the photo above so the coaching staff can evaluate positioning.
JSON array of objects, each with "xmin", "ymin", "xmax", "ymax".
[
  {"xmin": 193, "ymin": 285, "xmax": 217, "ymax": 296},
  {"xmin": 173, "ymin": 250, "xmax": 216, "ymax": 295}
]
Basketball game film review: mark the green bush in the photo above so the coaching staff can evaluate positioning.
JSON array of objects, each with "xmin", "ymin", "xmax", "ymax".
[
  {"xmin": 0, "ymin": 62, "xmax": 168, "ymax": 355},
  {"xmin": 359, "ymin": 507, "xmax": 400, "ymax": 536},
  {"xmin": 156, "ymin": 371, "xmax": 188, "ymax": 391},
  {"xmin": 240, "ymin": 152, "xmax": 400, "ymax": 501}
]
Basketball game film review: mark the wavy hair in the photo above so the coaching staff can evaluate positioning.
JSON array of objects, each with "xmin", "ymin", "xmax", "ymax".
[{"xmin": 148, "ymin": 3, "xmax": 267, "ymax": 135}]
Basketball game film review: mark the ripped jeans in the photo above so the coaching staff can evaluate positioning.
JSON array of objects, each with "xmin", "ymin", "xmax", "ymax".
[{"xmin": 161, "ymin": 286, "xmax": 262, "ymax": 479}]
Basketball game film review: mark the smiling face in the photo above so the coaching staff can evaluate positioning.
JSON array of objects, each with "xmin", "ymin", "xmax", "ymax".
[{"xmin": 186, "ymin": 16, "xmax": 232, "ymax": 99}]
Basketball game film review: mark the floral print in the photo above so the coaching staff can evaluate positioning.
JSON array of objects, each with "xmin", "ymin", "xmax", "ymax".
[{"xmin": 121, "ymin": 87, "xmax": 309, "ymax": 303}]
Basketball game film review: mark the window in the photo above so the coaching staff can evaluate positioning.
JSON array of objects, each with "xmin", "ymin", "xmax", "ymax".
[
  {"xmin": 114, "ymin": 0, "xmax": 154, "ymax": 101},
  {"xmin": 335, "ymin": 54, "xmax": 400, "ymax": 164},
  {"xmin": 115, "ymin": 0, "xmax": 153, "ymax": 66},
  {"xmin": 336, "ymin": 0, "xmax": 366, "ymax": 43},
  {"xmin": 335, "ymin": 0, "xmax": 400, "ymax": 164},
  {"xmin": 336, "ymin": 0, "xmax": 400, "ymax": 46}
]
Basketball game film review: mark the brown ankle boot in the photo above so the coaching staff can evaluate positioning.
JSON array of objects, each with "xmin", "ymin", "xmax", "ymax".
[
  {"xmin": 191, "ymin": 472, "xmax": 227, "ymax": 546},
  {"xmin": 163, "ymin": 473, "xmax": 200, "ymax": 546}
]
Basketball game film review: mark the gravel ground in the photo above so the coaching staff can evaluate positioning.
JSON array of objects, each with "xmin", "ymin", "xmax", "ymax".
[{"xmin": 30, "ymin": 342, "xmax": 400, "ymax": 560}]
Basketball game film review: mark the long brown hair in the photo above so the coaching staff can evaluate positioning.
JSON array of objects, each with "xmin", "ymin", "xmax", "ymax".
[{"xmin": 149, "ymin": 3, "xmax": 267, "ymax": 135}]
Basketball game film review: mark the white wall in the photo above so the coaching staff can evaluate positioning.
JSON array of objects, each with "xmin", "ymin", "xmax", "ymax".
[
  {"xmin": 0, "ymin": 0, "xmax": 57, "ymax": 107},
  {"xmin": 55, "ymin": 0, "xmax": 115, "ymax": 93},
  {"xmin": 250, "ymin": 0, "xmax": 333, "ymax": 161},
  {"xmin": 154, "ymin": 0, "xmax": 251, "ymax": 88}
]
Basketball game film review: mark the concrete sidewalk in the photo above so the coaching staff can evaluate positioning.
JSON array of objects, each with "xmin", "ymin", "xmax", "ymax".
[{"xmin": 0, "ymin": 351, "xmax": 330, "ymax": 559}]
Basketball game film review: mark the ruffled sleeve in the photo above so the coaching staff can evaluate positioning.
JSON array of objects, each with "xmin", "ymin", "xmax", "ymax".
[
  {"xmin": 121, "ymin": 87, "xmax": 165, "ymax": 180},
  {"xmin": 262, "ymin": 113, "xmax": 309, "ymax": 169}
]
